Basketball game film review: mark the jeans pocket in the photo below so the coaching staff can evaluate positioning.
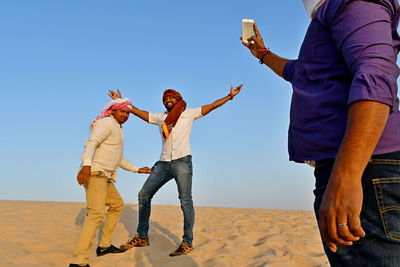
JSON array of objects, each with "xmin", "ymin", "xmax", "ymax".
[
  {"xmin": 151, "ymin": 161, "xmax": 160, "ymax": 171},
  {"xmin": 372, "ymin": 177, "xmax": 400, "ymax": 241}
]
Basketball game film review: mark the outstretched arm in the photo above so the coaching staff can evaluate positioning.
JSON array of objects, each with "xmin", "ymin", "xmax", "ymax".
[
  {"xmin": 201, "ymin": 84, "xmax": 242, "ymax": 116},
  {"xmin": 240, "ymin": 23, "xmax": 289, "ymax": 78},
  {"xmin": 119, "ymin": 157, "xmax": 152, "ymax": 174},
  {"xmin": 108, "ymin": 89, "xmax": 150, "ymax": 122}
]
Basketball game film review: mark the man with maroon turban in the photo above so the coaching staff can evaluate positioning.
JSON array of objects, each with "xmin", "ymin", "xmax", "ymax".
[
  {"xmin": 109, "ymin": 84, "xmax": 242, "ymax": 256},
  {"xmin": 69, "ymin": 98, "xmax": 152, "ymax": 267}
]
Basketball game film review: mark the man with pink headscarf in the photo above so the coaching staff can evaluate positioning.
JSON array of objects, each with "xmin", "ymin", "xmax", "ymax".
[{"xmin": 69, "ymin": 98, "xmax": 151, "ymax": 267}]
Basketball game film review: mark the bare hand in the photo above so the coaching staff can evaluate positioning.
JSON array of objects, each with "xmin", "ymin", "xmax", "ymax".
[
  {"xmin": 138, "ymin": 167, "xmax": 152, "ymax": 174},
  {"xmin": 230, "ymin": 84, "xmax": 243, "ymax": 99},
  {"xmin": 319, "ymin": 176, "xmax": 366, "ymax": 252},
  {"xmin": 240, "ymin": 23, "xmax": 268, "ymax": 59},
  {"xmin": 77, "ymin": 166, "xmax": 91, "ymax": 185},
  {"xmin": 108, "ymin": 89, "xmax": 122, "ymax": 100}
]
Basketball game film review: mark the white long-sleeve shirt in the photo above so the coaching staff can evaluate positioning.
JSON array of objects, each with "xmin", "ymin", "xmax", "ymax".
[{"xmin": 81, "ymin": 116, "xmax": 139, "ymax": 182}]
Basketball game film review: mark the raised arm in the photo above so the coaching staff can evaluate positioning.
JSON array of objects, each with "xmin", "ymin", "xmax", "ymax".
[
  {"xmin": 201, "ymin": 84, "xmax": 242, "ymax": 116},
  {"xmin": 108, "ymin": 89, "xmax": 150, "ymax": 122},
  {"xmin": 130, "ymin": 105, "xmax": 149, "ymax": 122},
  {"xmin": 241, "ymin": 23, "xmax": 289, "ymax": 78}
]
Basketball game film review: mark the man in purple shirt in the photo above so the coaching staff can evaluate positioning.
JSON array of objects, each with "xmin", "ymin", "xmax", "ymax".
[{"xmin": 241, "ymin": 0, "xmax": 400, "ymax": 266}]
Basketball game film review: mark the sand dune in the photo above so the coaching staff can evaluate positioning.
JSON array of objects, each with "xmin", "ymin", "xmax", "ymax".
[{"xmin": 0, "ymin": 200, "xmax": 329, "ymax": 267}]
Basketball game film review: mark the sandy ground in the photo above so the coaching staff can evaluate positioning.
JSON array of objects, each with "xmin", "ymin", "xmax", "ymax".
[{"xmin": 0, "ymin": 200, "xmax": 329, "ymax": 267}]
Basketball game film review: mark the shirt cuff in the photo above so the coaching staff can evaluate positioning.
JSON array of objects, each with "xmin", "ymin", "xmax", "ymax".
[
  {"xmin": 282, "ymin": 60, "xmax": 297, "ymax": 82},
  {"xmin": 81, "ymin": 159, "xmax": 92, "ymax": 166}
]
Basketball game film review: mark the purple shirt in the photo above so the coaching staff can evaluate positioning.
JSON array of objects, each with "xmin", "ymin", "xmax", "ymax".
[{"xmin": 283, "ymin": 0, "xmax": 400, "ymax": 162}]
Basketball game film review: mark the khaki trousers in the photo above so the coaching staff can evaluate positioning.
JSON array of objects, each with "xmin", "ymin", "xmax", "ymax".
[{"xmin": 72, "ymin": 172, "xmax": 124, "ymax": 264}]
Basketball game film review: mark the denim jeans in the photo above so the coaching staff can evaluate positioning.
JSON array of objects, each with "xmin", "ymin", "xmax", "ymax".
[
  {"xmin": 313, "ymin": 151, "xmax": 400, "ymax": 267},
  {"xmin": 137, "ymin": 155, "xmax": 194, "ymax": 245}
]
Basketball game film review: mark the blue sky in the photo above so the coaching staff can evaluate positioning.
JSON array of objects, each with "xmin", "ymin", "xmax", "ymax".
[{"xmin": 1, "ymin": 0, "xmax": 322, "ymax": 210}]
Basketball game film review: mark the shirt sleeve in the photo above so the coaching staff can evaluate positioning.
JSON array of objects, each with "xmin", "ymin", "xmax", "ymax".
[
  {"xmin": 329, "ymin": 0, "xmax": 399, "ymax": 108},
  {"xmin": 189, "ymin": 107, "xmax": 203, "ymax": 120},
  {"xmin": 282, "ymin": 60, "xmax": 297, "ymax": 82},
  {"xmin": 118, "ymin": 157, "xmax": 139, "ymax": 172},
  {"xmin": 81, "ymin": 118, "xmax": 111, "ymax": 166},
  {"xmin": 149, "ymin": 112, "xmax": 162, "ymax": 125}
]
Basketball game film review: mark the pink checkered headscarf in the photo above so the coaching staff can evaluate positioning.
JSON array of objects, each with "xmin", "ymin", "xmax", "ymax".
[{"xmin": 90, "ymin": 98, "xmax": 133, "ymax": 129}]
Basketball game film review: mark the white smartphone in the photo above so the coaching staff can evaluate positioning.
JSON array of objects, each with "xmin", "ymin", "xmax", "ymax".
[{"xmin": 242, "ymin": 19, "xmax": 255, "ymax": 44}]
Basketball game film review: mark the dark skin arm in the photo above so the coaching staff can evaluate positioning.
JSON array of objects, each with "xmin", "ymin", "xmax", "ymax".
[
  {"xmin": 109, "ymin": 86, "xmax": 242, "ymax": 118},
  {"xmin": 201, "ymin": 84, "xmax": 242, "ymax": 116},
  {"xmin": 108, "ymin": 89, "xmax": 149, "ymax": 122},
  {"xmin": 319, "ymin": 100, "xmax": 389, "ymax": 252},
  {"xmin": 129, "ymin": 106, "xmax": 149, "ymax": 122},
  {"xmin": 240, "ymin": 23, "xmax": 289, "ymax": 78}
]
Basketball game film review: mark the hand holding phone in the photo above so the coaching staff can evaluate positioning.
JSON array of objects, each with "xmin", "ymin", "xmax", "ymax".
[
  {"xmin": 242, "ymin": 19, "xmax": 255, "ymax": 44},
  {"xmin": 240, "ymin": 21, "xmax": 269, "ymax": 61}
]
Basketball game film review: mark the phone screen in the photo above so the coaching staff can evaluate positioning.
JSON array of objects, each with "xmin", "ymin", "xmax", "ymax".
[{"xmin": 242, "ymin": 19, "xmax": 255, "ymax": 44}]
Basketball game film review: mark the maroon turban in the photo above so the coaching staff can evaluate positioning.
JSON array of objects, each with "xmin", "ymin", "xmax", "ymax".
[{"xmin": 163, "ymin": 89, "xmax": 183, "ymax": 102}]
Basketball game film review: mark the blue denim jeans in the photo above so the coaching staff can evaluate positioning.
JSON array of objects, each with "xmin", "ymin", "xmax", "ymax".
[
  {"xmin": 313, "ymin": 151, "xmax": 400, "ymax": 267},
  {"xmin": 137, "ymin": 155, "xmax": 194, "ymax": 245}
]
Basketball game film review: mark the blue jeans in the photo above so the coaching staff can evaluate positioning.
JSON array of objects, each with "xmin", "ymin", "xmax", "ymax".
[
  {"xmin": 137, "ymin": 155, "xmax": 194, "ymax": 245},
  {"xmin": 313, "ymin": 151, "xmax": 400, "ymax": 267}
]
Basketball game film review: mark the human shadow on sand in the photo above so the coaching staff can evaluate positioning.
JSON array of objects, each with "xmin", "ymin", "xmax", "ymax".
[{"xmin": 75, "ymin": 204, "xmax": 199, "ymax": 266}]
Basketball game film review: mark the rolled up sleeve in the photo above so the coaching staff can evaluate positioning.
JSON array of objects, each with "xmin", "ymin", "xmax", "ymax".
[
  {"xmin": 330, "ymin": 0, "xmax": 399, "ymax": 109},
  {"xmin": 149, "ymin": 112, "xmax": 162, "ymax": 125},
  {"xmin": 283, "ymin": 60, "xmax": 297, "ymax": 83}
]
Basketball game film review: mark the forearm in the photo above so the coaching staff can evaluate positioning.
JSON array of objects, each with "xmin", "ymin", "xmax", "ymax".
[
  {"xmin": 107, "ymin": 90, "xmax": 149, "ymax": 121},
  {"xmin": 330, "ymin": 101, "xmax": 390, "ymax": 183},
  {"xmin": 119, "ymin": 157, "xmax": 139, "ymax": 172},
  {"xmin": 317, "ymin": 101, "xmax": 387, "ymax": 250},
  {"xmin": 201, "ymin": 94, "xmax": 232, "ymax": 116},
  {"xmin": 243, "ymin": 23, "xmax": 289, "ymax": 78},
  {"xmin": 259, "ymin": 52, "xmax": 290, "ymax": 78},
  {"xmin": 131, "ymin": 105, "xmax": 149, "ymax": 122}
]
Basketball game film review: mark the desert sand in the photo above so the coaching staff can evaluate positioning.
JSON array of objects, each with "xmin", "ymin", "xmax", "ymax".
[{"xmin": 0, "ymin": 200, "xmax": 329, "ymax": 267}]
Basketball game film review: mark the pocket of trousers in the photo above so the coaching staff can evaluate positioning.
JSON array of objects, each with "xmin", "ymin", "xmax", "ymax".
[{"xmin": 372, "ymin": 176, "xmax": 400, "ymax": 241}]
